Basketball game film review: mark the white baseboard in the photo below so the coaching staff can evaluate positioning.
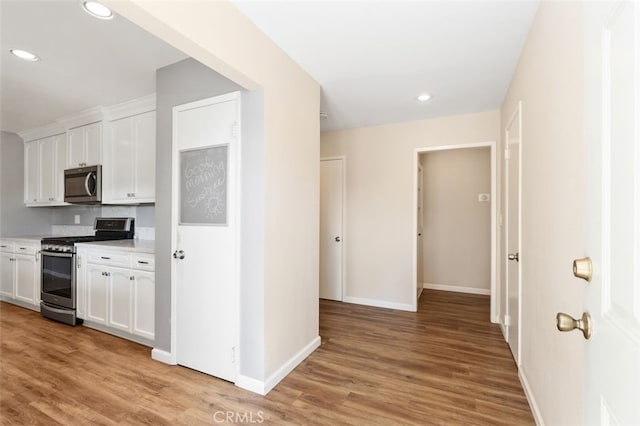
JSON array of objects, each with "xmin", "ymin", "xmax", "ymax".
[
  {"xmin": 235, "ymin": 375, "xmax": 265, "ymax": 395},
  {"xmin": 422, "ymin": 282, "xmax": 491, "ymax": 296},
  {"xmin": 236, "ymin": 336, "xmax": 321, "ymax": 396},
  {"xmin": 151, "ymin": 348, "xmax": 176, "ymax": 365},
  {"xmin": 500, "ymin": 322, "xmax": 508, "ymax": 340},
  {"xmin": 343, "ymin": 296, "xmax": 414, "ymax": 312},
  {"xmin": 519, "ymin": 368, "xmax": 545, "ymax": 426}
]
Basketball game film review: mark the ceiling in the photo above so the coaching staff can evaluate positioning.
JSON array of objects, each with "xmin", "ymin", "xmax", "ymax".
[
  {"xmin": 0, "ymin": 1, "xmax": 187, "ymax": 134},
  {"xmin": 1, "ymin": 1, "xmax": 539, "ymax": 135},
  {"xmin": 232, "ymin": 0, "xmax": 539, "ymax": 131}
]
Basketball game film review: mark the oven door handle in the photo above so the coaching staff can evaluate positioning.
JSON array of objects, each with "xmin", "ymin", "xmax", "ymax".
[{"xmin": 41, "ymin": 251, "xmax": 73, "ymax": 258}]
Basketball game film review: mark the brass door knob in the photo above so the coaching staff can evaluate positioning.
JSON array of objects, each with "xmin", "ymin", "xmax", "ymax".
[
  {"xmin": 508, "ymin": 252, "xmax": 519, "ymax": 262},
  {"xmin": 573, "ymin": 257, "xmax": 592, "ymax": 282},
  {"xmin": 556, "ymin": 312, "xmax": 592, "ymax": 340}
]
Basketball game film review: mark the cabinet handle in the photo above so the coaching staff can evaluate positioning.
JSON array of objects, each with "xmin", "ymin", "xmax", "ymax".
[
  {"xmin": 137, "ymin": 261, "xmax": 149, "ymax": 265},
  {"xmin": 18, "ymin": 247, "xmax": 27, "ymax": 250},
  {"xmin": 0, "ymin": 245, "xmax": 6, "ymax": 248},
  {"xmin": 100, "ymin": 256, "xmax": 111, "ymax": 260},
  {"xmin": 130, "ymin": 276, "xmax": 134, "ymax": 281}
]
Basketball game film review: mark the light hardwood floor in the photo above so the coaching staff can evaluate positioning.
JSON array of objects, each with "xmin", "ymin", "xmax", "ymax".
[{"xmin": 0, "ymin": 290, "xmax": 533, "ymax": 425}]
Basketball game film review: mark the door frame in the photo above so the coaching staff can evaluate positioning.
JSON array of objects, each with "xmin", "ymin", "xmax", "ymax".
[
  {"xmin": 504, "ymin": 101, "xmax": 523, "ymax": 365},
  {"xmin": 320, "ymin": 156, "xmax": 346, "ymax": 302},
  {"xmin": 412, "ymin": 141, "xmax": 498, "ymax": 319},
  {"xmin": 168, "ymin": 92, "xmax": 242, "ymax": 368}
]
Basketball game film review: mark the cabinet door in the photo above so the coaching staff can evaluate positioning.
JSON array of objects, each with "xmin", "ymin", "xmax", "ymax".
[
  {"xmin": 24, "ymin": 140, "xmax": 39, "ymax": 204},
  {"xmin": 108, "ymin": 267, "xmax": 132, "ymax": 332},
  {"xmin": 84, "ymin": 122, "xmax": 103, "ymax": 166},
  {"xmin": 86, "ymin": 264, "xmax": 108, "ymax": 325},
  {"xmin": 14, "ymin": 254, "xmax": 36, "ymax": 304},
  {"xmin": 52, "ymin": 134, "xmax": 67, "ymax": 203},
  {"xmin": 67, "ymin": 127, "xmax": 85, "ymax": 168},
  {"xmin": 132, "ymin": 270, "xmax": 154, "ymax": 339},
  {"xmin": 0, "ymin": 253, "xmax": 14, "ymax": 297},
  {"xmin": 133, "ymin": 111, "xmax": 156, "ymax": 201},
  {"xmin": 39, "ymin": 137, "xmax": 55, "ymax": 203},
  {"xmin": 104, "ymin": 117, "xmax": 134, "ymax": 203}
]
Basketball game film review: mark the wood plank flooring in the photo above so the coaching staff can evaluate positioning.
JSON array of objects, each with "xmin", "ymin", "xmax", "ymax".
[{"xmin": 0, "ymin": 290, "xmax": 533, "ymax": 425}]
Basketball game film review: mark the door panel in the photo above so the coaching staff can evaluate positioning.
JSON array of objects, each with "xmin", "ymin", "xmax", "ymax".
[
  {"xmin": 108, "ymin": 268, "xmax": 132, "ymax": 332},
  {"xmin": 0, "ymin": 254, "xmax": 14, "ymax": 297},
  {"xmin": 320, "ymin": 158, "xmax": 343, "ymax": 301},
  {"xmin": 173, "ymin": 93, "xmax": 239, "ymax": 382},
  {"xmin": 505, "ymin": 102, "xmax": 522, "ymax": 365},
  {"xmin": 584, "ymin": 2, "xmax": 640, "ymax": 423},
  {"xmin": 87, "ymin": 265, "xmax": 108, "ymax": 325}
]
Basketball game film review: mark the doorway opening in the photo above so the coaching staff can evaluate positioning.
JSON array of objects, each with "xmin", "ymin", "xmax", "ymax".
[{"xmin": 412, "ymin": 142, "xmax": 497, "ymax": 321}]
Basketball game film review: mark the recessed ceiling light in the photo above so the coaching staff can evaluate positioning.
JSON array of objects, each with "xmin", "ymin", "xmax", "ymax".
[
  {"xmin": 417, "ymin": 94, "xmax": 433, "ymax": 102},
  {"xmin": 82, "ymin": 1, "xmax": 114, "ymax": 20},
  {"xmin": 10, "ymin": 49, "xmax": 40, "ymax": 62}
]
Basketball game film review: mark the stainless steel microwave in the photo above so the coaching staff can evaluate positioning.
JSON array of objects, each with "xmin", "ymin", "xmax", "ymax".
[{"xmin": 64, "ymin": 165, "xmax": 102, "ymax": 204}]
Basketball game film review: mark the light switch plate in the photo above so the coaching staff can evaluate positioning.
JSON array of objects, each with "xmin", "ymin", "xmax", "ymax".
[{"xmin": 74, "ymin": 214, "xmax": 80, "ymax": 224}]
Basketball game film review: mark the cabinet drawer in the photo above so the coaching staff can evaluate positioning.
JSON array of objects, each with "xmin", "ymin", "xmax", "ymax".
[
  {"xmin": 0, "ymin": 240, "xmax": 15, "ymax": 253},
  {"xmin": 88, "ymin": 251, "xmax": 131, "ymax": 268},
  {"xmin": 132, "ymin": 254, "xmax": 155, "ymax": 271},
  {"xmin": 14, "ymin": 243, "xmax": 38, "ymax": 256}
]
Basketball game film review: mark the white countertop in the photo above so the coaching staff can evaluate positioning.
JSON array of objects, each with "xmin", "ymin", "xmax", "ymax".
[
  {"xmin": 76, "ymin": 239, "xmax": 155, "ymax": 254},
  {"xmin": 0, "ymin": 235, "xmax": 55, "ymax": 242}
]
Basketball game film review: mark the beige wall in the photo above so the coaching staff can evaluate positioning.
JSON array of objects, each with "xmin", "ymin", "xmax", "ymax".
[
  {"xmin": 421, "ymin": 147, "xmax": 491, "ymax": 292},
  {"xmin": 106, "ymin": 0, "xmax": 321, "ymax": 391},
  {"xmin": 321, "ymin": 111, "xmax": 499, "ymax": 309},
  {"xmin": 500, "ymin": 1, "xmax": 585, "ymax": 424}
]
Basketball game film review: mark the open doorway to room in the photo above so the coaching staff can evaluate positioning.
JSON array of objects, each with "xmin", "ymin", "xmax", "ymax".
[{"xmin": 413, "ymin": 143, "xmax": 497, "ymax": 321}]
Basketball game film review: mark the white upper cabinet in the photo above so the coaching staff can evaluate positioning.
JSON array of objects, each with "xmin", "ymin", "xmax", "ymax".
[
  {"xmin": 22, "ymin": 94, "xmax": 156, "ymax": 207},
  {"xmin": 67, "ymin": 121, "xmax": 102, "ymax": 168},
  {"xmin": 103, "ymin": 111, "xmax": 156, "ymax": 204},
  {"xmin": 24, "ymin": 134, "xmax": 68, "ymax": 206},
  {"xmin": 24, "ymin": 140, "xmax": 39, "ymax": 204}
]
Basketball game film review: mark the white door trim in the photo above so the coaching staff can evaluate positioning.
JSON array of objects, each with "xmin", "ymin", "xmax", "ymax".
[
  {"xmin": 412, "ymin": 141, "xmax": 497, "ymax": 320},
  {"xmin": 168, "ymin": 91, "xmax": 242, "ymax": 369},
  {"xmin": 320, "ymin": 156, "xmax": 346, "ymax": 302}
]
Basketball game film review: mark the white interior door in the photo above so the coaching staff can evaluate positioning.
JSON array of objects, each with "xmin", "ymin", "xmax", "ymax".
[
  {"xmin": 417, "ymin": 163, "xmax": 424, "ymax": 298},
  {"xmin": 505, "ymin": 103, "xmax": 522, "ymax": 365},
  {"xmin": 172, "ymin": 92, "xmax": 240, "ymax": 383},
  {"xmin": 583, "ymin": 2, "xmax": 640, "ymax": 423},
  {"xmin": 319, "ymin": 158, "xmax": 343, "ymax": 301}
]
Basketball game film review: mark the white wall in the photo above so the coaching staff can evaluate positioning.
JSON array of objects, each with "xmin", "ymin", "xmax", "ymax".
[
  {"xmin": 106, "ymin": 0, "xmax": 321, "ymax": 392},
  {"xmin": 421, "ymin": 147, "xmax": 491, "ymax": 292},
  {"xmin": 500, "ymin": 2, "xmax": 585, "ymax": 424},
  {"xmin": 321, "ymin": 111, "xmax": 499, "ymax": 309}
]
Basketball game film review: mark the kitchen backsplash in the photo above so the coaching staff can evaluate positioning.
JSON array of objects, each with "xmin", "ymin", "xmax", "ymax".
[
  {"xmin": 50, "ymin": 205, "xmax": 155, "ymax": 240},
  {"xmin": 50, "ymin": 225, "xmax": 155, "ymax": 240}
]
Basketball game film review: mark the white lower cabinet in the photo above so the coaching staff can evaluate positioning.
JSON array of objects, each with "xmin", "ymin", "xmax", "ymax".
[
  {"xmin": 77, "ymin": 246, "xmax": 154, "ymax": 343},
  {"xmin": 108, "ymin": 267, "xmax": 133, "ymax": 332},
  {"xmin": 132, "ymin": 270, "xmax": 155, "ymax": 340},
  {"xmin": 86, "ymin": 263, "xmax": 109, "ymax": 325},
  {"xmin": 0, "ymin": 252, "xmax": 15, "ymax": 298},
  {"xmin": 0, "ymin": 240, "xmax": 40, "ymax": 308}
]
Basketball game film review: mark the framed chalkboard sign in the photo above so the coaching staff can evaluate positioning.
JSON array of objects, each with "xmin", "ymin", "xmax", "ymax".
[{"xmin": 179, "ymin": 145, "xmax": 228, "ymax": 226}]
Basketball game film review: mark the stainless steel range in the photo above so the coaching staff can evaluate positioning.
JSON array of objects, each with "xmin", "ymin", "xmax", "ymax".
[{"xmin": 40, "ymin": 217, "xmax": 135, "ymax": 325}]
